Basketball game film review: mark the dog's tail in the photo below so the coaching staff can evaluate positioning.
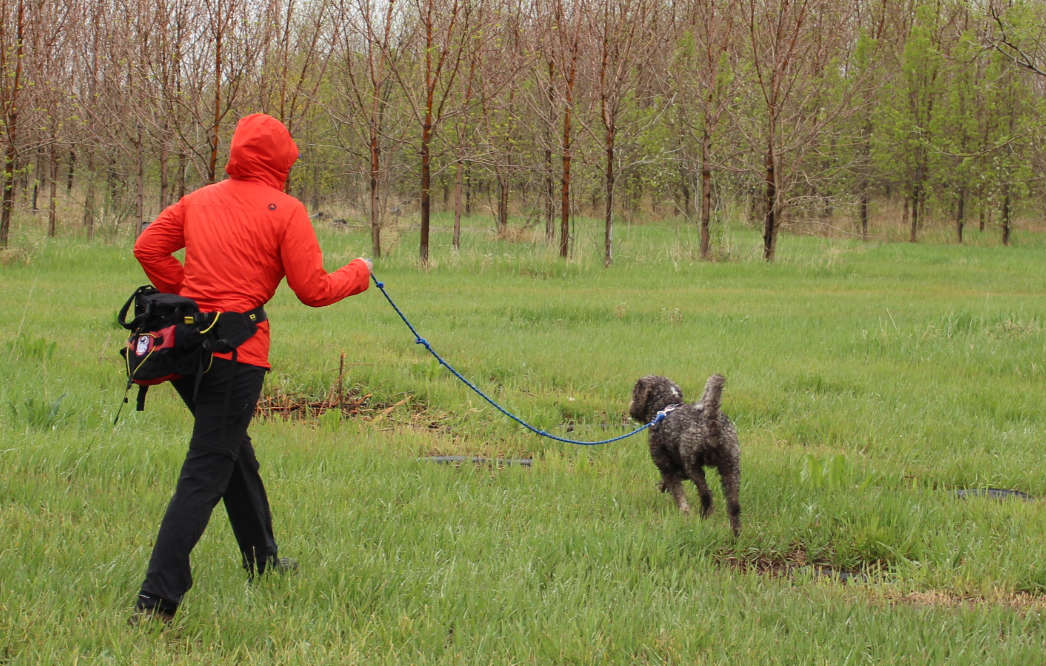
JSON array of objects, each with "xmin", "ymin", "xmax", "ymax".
[{"xmin": 699, "ymin": 374, "xmax": 726, "ymax": 420}]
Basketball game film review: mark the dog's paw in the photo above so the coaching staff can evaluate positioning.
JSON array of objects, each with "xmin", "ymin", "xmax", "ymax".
[{"xmin": 657, "ymin": 481, "xmax": 668, "ymax": 493}]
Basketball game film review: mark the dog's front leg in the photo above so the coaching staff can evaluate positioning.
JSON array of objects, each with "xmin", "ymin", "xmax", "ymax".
[{"xmin": 659, "ymin": 474, "xmax": 690, "ymax": 514}]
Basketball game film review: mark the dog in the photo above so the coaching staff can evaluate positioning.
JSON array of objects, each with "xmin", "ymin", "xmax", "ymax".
[{"xmin": 629, "ymin": 374, "xmax": 741, "ymax": 535}]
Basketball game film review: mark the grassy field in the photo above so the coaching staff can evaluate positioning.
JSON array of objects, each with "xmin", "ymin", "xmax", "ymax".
[{"xmin": 1, "ymin": 213, "xmax": 1044, "ymax": 663}]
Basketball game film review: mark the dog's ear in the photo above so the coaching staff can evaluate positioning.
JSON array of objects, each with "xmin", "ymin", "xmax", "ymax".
[
  {"xmin": 630, "ymin": 377, "xmax": 652, "ymax": 419},
  {"xmin": 632, "ymin": 378, "xmax": 648, "ymax": 405}
]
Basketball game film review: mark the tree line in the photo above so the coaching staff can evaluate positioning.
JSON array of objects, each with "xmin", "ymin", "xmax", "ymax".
[{"xmin": 1, "ymin": 0, "xmax": 1044, "ymax": 263}]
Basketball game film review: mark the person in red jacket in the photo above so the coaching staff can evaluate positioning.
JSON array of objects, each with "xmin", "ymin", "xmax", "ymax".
[{"xmin": 130, "ymin": 113, "xmax": 371, "ymax": 624}]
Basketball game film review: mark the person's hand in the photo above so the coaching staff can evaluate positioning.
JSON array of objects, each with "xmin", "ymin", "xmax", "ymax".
[{"xmin": 358, "ymin": 257, "xmax": 373, "ymax": 272}]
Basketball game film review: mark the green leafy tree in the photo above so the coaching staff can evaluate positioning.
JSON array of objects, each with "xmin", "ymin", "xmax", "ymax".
[
  {"xmin": 933, "ymin": 28, "xmax": 980, "ymax": 243},
  {"xmin": 874, "ymin": 2, "xmax": 944, "ymax": 242}
]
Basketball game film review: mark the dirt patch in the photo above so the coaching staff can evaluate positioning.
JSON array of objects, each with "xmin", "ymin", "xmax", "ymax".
[
  {"xmin": 718, "ymin": 548, "xmax": 881, "ymax": 584},
  {"xmin": 719, "ymin": 548, "xmax": 1045, "ymax": 611},
  {"xmin": 877, "ymin": 589, "xmax": 1046, "ymax": 613},
  {"xmin": 255, "ymin": 384, "xmax": 450, "ymax": 432},
  {"xmin": 255, "ymin": 385, "xmax": 371, "ymax": 421}
]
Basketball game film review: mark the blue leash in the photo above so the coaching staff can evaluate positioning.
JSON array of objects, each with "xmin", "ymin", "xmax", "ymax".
[{"xmin": 370, "ymin": 273, "xmax": 664, "ymax": 445}]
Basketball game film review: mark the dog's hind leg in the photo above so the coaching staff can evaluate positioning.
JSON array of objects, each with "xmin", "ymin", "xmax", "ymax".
[
  {"xmin": 689, "ymin": 467, "xmax": 714, "ymax": 518},
  {"xmin": 719, "ymin": 467, "xmax": 741, "ymax": 536}
]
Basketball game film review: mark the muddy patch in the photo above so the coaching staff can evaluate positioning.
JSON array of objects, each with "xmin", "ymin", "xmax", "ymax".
[
  {"xmin": 718, "ymin": 549, "xmax": 1045, "ymax": 611},
  {"xmin": 718, "ymin": 549, "xmax": 881, "ymax": 585},
  {"xmin": 877, "ymin": 589, "xmax": 1046, "ymax": 612}
]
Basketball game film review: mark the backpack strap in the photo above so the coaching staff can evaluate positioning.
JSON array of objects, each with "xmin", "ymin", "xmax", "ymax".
[
  {"xmin": 117, "ymin": 285, "xmax": 158, "ymax": 330},
  {"xmin": 204, "ymin": 306, "xmax": 267, "ymax": 354},
  {"xmin": 136, "ymin": 385, "xmax": 149, "ymax": 411}
]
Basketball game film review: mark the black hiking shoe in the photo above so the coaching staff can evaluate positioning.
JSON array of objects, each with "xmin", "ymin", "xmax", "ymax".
[
  {"xmin": 129, "ymin": 594, "xmax": 177, "ymax": 626},
  {"xmin": 129, "ymin": 606, "xmax": 175, "ymax": 627}
]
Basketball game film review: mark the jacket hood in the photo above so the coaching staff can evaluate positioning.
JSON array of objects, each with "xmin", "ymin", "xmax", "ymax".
[{"xmin": 224, "ymin": 113, "xmax": 299, "ymax": 190}]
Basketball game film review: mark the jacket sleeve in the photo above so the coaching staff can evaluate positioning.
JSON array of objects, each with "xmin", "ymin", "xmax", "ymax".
[
  {"xmin": 133, "ymin": 201, "xmax": 187, "ymax": 294},
  {"xmin": 280, "ymin": 208, "xmax": 370, "ymax": 307}
]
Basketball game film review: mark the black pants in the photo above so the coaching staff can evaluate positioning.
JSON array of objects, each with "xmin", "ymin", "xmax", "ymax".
[{"xmin": 137, "ymin": 357, "xmax": 275, "ymax": 613}]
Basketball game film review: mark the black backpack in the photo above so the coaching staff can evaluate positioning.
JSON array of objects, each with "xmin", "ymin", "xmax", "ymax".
[{"xmin": 115, "ymin": 285, "xmax": 265, "ymax": 420}]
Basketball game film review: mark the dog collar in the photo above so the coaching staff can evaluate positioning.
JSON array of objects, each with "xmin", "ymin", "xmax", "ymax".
[{"xmin": 652, "ymin": 403, "xmax": 682, "ymax": 427}]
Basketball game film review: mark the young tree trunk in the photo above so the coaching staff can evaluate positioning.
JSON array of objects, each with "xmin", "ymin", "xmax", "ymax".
[
  {"xmin": 159, "ymin": 135, "xmax": 169, "ymax": 210},
  {"xmin": 208, "ymin": 25, "xmax": 223, "ymax": 183},
  {"xmin": 677, "ymin": 165, "xmax": 692, "ymax": 220},
  {"xmin": 859, "ymin": 182, "xmax": 869, "ymax": 241},
  {"xmin": 465, "ymin": 162, "xmax": 472, "ymax": 216},
  {"xmin": 544, "ymin": 61, "xmax": 556, "ymax": 243},
  {"xmin": 909, "ymin": 185, "xmax": 920, "ymax": 243},
  {"xmin": 1, "ymin": 147, "xmax": 18, "ymax": 248},
  {"xmin": 761, "ymin": 142, "xmax": 777, "ymax": 262},
  {"xmin": 32, "ymin": 148, "xmax": 41, "ymax": 212},
  {"xmin": 497, "ymin": 176, "xmax": 509, "ymax": 237},
  {"xmin": 135, "ymin": 126, "xmax": 146, "ymax": 235},
  {"xmin": 453, "ymin": 158, "xmax": 463, "ymax": 250},
  {"xmin": 177, "ymin": 152, "xmax": 187, "ymax": 200},
  {"xmin": 1001, "ymin": 187, "xmax": 1011, "ymax": 246},
  {"xmin": 955, "ymin": 187, "xmax": 965, "ymax": 244},
  {"xmin": 603, "ymin": 134, "xmax": 615, "ymax": 267},
  {"xmin": 545, "ymin": 144, "xmax": 555, "ymax": 243},
  {"xmin": 369, "ymin": 132, "xmax": 382, "ymax": 258},
  {"xmin": 0, "ymin": 0, "xmax": 24, "ymax": 249},
  {"xmin": 82, "ymin": 150, "xmax": 96, "ymax": 241},
  {"xmin": 420, "ymin": 117, "xmax": 432, "ymax": 264},
  {"xmin": 66, "ymin": 148, "xmax": 76, "ymax": 193},
  {"xmin": 560, "ymin": 99, "xmax": 572, "ymax": 258},
  {"xmin": 699, "ymin": 127, "xmax": 712, "ymax": 260},
  {"xmin": 47, "ymin": 142, "xmax": 58, "ymax": 237}
]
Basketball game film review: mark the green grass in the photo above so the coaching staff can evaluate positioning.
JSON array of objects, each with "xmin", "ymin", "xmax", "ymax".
[{"xmin": 1, "ymin": 214, "xmax": 1044, "ymax": 663}]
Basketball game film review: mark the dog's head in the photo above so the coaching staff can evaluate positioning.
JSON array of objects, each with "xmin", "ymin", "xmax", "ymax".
[{"xmin": 629, "ymin": 375, "xmax": 684, "ymax": 423}]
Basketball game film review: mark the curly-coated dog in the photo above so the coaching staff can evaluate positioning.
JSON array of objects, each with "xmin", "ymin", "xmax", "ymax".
[{"xmin": 629, "ymin": 374, "xmax": 741, "ymax": 535}]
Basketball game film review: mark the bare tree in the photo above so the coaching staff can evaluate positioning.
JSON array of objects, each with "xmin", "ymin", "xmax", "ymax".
[
  {"xmin": 739, "ymin": 0, "xmax": 864, "ymax": 261},
  {"xmin": 156, "ymin": 0, "xmax": 268, "ymax": 185},
  {"xmin": 584, "ymin": 0, "xmax": 663, "ymax": 266},
  {"xmin": 472, "ymin": 1, "xmax": 530, "ymax": 242},
  {"xmin": 448, "ymin": 6, "xmax": 486, "ymax": 249},
  {"xmin": 549, "ymin": 0, "xmax": 586, "ymax": 258},
  {"xmin": 256, "ymin": 0, "xmax": 338, "ymax": 203},
  {"xmin": 392, "ymin": 0, "xmax": 475, "ymax": 264},
  {"xmin": 0, "ymin": 0, "xmax": 26, "ymax": 248},
  {"xmin": 25, "ymin": 0, "xmax": 74, "ymax": 237},
  {"xmin": 258, "ymin": 0, "xmax": 337, "ymax": 135},
  {"xmin": 522, "ymin": 1, "xmax": 564, "ymax": 243},
  {"xmin": 668, "ymin": 0, "xmax": 739, "ymax": 259},
  {"xmin": 330, "ymin": 0, "xmax": 412, "ymax": 258}
]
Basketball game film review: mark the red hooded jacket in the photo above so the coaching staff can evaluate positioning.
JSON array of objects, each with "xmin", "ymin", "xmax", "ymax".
[{"xmin": 133, "ymin": 113, "xmax": 370, "ymax": 369}]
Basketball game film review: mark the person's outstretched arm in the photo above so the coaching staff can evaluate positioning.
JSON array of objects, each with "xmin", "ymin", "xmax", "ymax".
[{"xmin": 281, "ymin": 209, "xmax": 371, "ymax": 307}]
